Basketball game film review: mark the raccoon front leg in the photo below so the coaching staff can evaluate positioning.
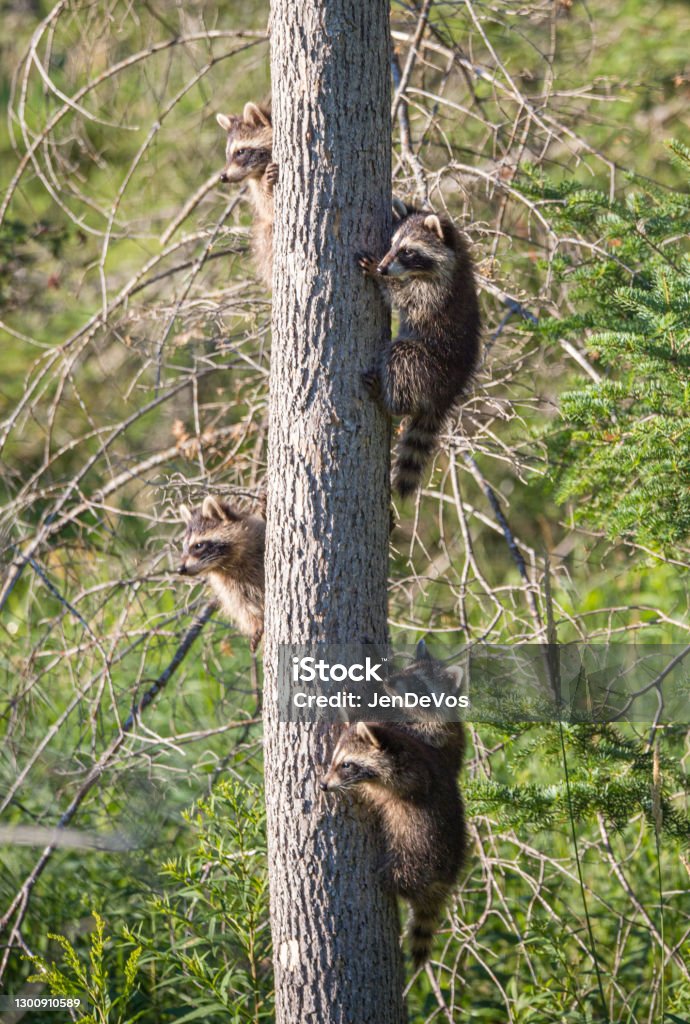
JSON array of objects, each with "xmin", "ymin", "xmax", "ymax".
[
  {"xmin": 361, "ymin": 365, "xmax": 383, "ymax": 401},
  {"xmin": 257, "ymin": 489, "xmax": 268, "ymax": 520},
  {"xmin": 357, "ymin": 251, "xmax": 423, "ymax": 414},
  {"xmin": 250, "ymin": 625, "xmax": 263, "ymax": 653},
  {"xmin": 358, "ymin": 250, "xmax": 390, "ymax": 400}
]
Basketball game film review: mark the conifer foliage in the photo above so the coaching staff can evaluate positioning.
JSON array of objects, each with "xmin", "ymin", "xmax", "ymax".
[{"xmin": 534, "ymin": 142, "xmax": 690, "ymax": 551}]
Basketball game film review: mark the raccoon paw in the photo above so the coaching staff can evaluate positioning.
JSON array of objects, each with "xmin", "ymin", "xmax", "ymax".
[
  {"xmin": 357, "ymin": 252, "xmax": 379, "ymax": 277},
  {"xmin": 257, "ymin": 490, "xmax": 268, "ymax": 520},
  {"xmin": 361, "ymin": 368, "xmax": 382, "ymax": 399},
  {"xmin": 265, "ymin": 162, "xmax": 279, "ymax": 187}
]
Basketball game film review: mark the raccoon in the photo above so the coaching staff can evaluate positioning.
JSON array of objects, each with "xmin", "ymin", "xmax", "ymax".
[
  {"xmin": 384, "ymin": 639, "xmax": 466, "ymax": 775},
  {"xmin": 178, "ymin": 495, "xmax": 265, "ymax": 652},
  {"xmin": 320, "ymin": 720, "xmax": 466, "ymax": 967},
  {"xmin": 359, "ymin": 203, "xmax": 481, "ymax": 497},
  {"xmin": 216, "ymin": 102, "xmax": 276, "ymax": 288}
]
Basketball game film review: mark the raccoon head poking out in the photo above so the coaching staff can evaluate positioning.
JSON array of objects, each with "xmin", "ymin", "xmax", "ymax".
[
  {"xmin": 319, "ymin": 723, "xmax": 382, "ymax": 791},
  {"xmin": 216, "ymin": 103, "xmax": 273, "ymax": 185},
  {"xmin": 215, "ymin": 102, "xmax": 276, "ymax": 289},
  {"xmin": 373, "ymin": 212, "xmax": 459, "ymax": 296},
  {"xmin": 177, "ymin": 495, "xmax": 265, "ymax": 652},
  {"xmin": 320, "ymin": 722, "xmax": 431, "ymax": 798},
  {"xmin": 178, "ymin": 496, "xmax": 260, "ymax": 578}
]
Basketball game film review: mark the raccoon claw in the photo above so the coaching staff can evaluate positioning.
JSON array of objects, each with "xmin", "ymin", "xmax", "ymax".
[
  {"xmin": 357, "ymin": 252, "xmax": 379, "ymax": 277},
  {"xmin": 361, "ymin": 369, "xmax": 382, "ymax": 399},
  {"xmin": 265, "ymin": 162, "xmax": 279, "ymax": 187}
]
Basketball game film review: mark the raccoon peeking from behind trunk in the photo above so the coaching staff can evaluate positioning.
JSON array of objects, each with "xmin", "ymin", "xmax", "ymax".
[
  {"xmin": 216, "ymin": 102, "xmax": 276, "ymax": 289},
  {"xmin": 178, "ymin": 494, "xmax": 265, "ymax": 652},
  {"xmin": 359, "ymin": 203, "xmax": 481, "ymax": 498}
]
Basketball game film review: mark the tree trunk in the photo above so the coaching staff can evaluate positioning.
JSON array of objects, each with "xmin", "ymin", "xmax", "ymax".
[{"xmin": 264, "ymin": 2, "xmax": 404, "ymax": 1022}]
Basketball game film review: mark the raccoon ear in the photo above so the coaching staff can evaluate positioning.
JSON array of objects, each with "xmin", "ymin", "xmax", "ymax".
[
  {"xmin": 443, "ymin": 664, "xmax": 464, "ymax": 689},
  {"xmin": 416, "ymin": 638, "xmax": 431, "ymax": 661},
  {"xmin": 179, "ymin": 504, "xmax": 193, "ymax": 525},
  {"xmin": 355, "ymin": 722, "xmax": 383, "ymax": 748},
  {"xmin": 201, "ymin": 496, "xmax": 234, "ymax": 521},
  {"xmin": 392, "ymin": 197, "xmax": 411, "ymax": 223},
  {"xmin": 423, "ymin": 214, "xmax": 444, "ymax": 240},
  {"xmin": 216, "ymin": 113, "xmax": 235, "ymax": 133},
  {"xmin": 243, "ymin": 102, "xmax": 271, "ymax": 128}
]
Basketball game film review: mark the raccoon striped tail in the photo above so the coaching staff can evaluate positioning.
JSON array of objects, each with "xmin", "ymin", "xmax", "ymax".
[
  {"xmin": 408, "ymin": 888, "xmax": 449, "ymax": 967},
  {"xmin": 393, "ymin": 410, "xmax": 445, "ymax": 498}
]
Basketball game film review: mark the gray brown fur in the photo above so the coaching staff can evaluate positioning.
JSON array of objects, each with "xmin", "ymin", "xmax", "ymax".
[
  {"xmin": 216, "ymin": 102, "xmax": 276, "ymax": 289},
  {"xmin": 384, "ymin": 640, "xmax": 465, "ymax": 775},
  {"xmin": 359, "ymin": 204, "xmax": 480, "ymax": 497},
  {"xmin": 321, "ymin": 719, "xmax": 466, "ymax": 966},
  {"xmin": 178, "ymin": 495, "xmax": 265, "ymax": 652}
]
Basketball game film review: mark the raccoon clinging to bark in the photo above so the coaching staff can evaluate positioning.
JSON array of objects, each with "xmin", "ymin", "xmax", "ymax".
[
  {"xmin": 216, "ymin": 102, "xmax": 276, "ymax": 289},
  {"xmin": 178, "ymin": 495, "xmax": 265, "ymax": 652},
  {"xmin": 320, "ymin": 665, "xmax": 467, "ymax": 967},
  {"xmin": 359, "ymin": 203, "xmax": 481, "ymax": 497}
]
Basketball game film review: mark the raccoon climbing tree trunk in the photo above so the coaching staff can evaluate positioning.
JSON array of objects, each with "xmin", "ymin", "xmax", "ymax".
[{"xmin": 265, "ymin": 2, "xmax": 404, "ymax": 1022}]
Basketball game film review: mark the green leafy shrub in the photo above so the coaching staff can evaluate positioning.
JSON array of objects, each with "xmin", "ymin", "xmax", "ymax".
[
  {"xmin": 27, "ymin": 912, "xmax": 142, "ymax": 1024},
  {"xmin": 530, "ymin": 142, "xmax": 690, "ymax": 551},
  {"xmin": 25, "ymin": 778, "xmax": 271, "ymax": 1024},
  {"xmin": 124, "ymin": 777, "xmax": 272, "ymax": 1023}
]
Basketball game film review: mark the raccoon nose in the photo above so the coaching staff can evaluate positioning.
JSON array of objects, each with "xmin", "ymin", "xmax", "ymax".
[
  {"xmin": 178, "ymin": 563, "xmax": 188, "ymax": 575},
  {"xmin": 319, "ymin": 780, "xmax": 329, "ymax": 792},
  {"xmin": 219, "ymin": 172, "xmax": 228, "ymax": 184},
  {"xmin": 377, "ymin": 263, "xmax": 388, "ymax": 276}
]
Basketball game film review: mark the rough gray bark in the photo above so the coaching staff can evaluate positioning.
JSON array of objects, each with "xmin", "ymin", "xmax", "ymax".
[{"xmin": 264, "ymin": 2, "xmax": 405, "ymax": 1022}]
